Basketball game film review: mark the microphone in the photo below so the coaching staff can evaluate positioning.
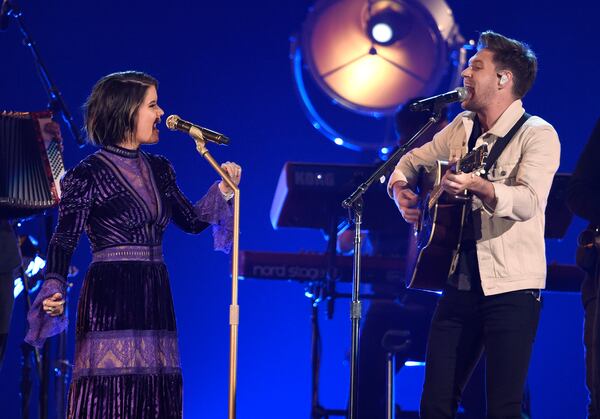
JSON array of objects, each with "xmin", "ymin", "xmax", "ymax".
[
  {"xmin": 165, "ymin": 115, "xmax": 230, "ymax": 146},
  {"xmin": 409, "ymin": 87, "xmax": 469, "ymax": 112},
  {"xmin": 0, "ymin": 0, "xmax": 12, "ymax": 32}
]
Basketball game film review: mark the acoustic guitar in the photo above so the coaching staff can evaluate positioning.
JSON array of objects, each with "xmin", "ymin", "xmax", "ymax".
[{"xmin": 406, "ymin": 144, "xmax": 489, "ymax": 291}]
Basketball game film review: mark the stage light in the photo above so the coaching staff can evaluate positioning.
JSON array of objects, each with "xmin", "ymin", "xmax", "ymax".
[
  {"xmin": 292, "ymin": 0, "xmax": 467, "ymax": 151},
  {"xmin": 25, "ymin": 255, "xmax": 46, "ymax": 277},
  {"xmin": 366, "ymin": 5, "xmax": 413, "ymax": 46},
  {"xmin": 13, "ymin": 278, "xmax": 24, "ymax": 298},
  {"xmin": 371, "ymin": 23, "xmax": 392, "ymax": 44},
  {"xmin": 404, "ymin": 361, "xmax": 426, "ymax": 367}
]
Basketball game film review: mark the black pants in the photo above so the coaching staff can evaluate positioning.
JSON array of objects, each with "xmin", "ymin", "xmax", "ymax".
[
  {"xmin": 0, "ymin": 220, "xmax": 20, "ymax": 371},
  {"xmin": 356, "ymin": 294, "xmax": 437, "ymax": 419},
  {"xmin": 582, "ymin": 261, "xmax": 600, "ymax": 419},
  {"xmin": 420, "ymin": 286, "xmax": 541, "ymax": 419},
  {"xmin": 356, "ymin": 292, "xmax": 486, "ymax": 419},
  {"xmin": 0, "ymin": 271, "xmax": 15, "ymax": 370}
]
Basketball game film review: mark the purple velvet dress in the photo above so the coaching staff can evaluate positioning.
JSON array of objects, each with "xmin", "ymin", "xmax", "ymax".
[{"xmin": 25, "ymin": 144, "xmax": 233, "ymax": 418}]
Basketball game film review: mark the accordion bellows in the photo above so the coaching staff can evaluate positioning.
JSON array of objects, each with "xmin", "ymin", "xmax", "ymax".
[{"xmin": 0, "ymin": 111, "xmax": 65, "ymax": 218}]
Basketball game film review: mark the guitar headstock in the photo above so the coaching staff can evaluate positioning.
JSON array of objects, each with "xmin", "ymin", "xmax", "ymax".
[{"xmin": 456, "ymin": 144, "xmax": 489, "ymax": 176}]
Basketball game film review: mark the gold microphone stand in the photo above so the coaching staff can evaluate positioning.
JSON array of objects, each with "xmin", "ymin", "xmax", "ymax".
[{"xmin": 188, "ymin": 130, "xmax": 240, "ymax": 419}]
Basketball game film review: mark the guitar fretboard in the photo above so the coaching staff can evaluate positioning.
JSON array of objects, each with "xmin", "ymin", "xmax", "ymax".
[{"xmin": 428, "ymin": 184, "xmax": 443, "ymax": 209}]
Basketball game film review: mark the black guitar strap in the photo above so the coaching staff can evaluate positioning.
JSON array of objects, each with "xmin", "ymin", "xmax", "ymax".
[
  {"xmin": 479, "ymin": 112, "xmax": 531, "ymax": 178},
  {"xmin": 467, "ymin": 115, "xmax": 482, "ymax": 152}
]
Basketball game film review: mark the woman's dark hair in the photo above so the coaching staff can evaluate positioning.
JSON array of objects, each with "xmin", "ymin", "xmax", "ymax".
[
  {"xmin": 477, "ymin": 31, "xmax": 537, "ymax": 99},
  {"xmin": 84, "ymin": 71, "xmax": 158, "ymax": 146}
]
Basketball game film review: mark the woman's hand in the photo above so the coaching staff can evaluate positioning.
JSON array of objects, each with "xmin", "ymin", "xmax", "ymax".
[
  {"xmin": 42, "ymin": 293, "xmax": 65, "ymax": 317},
  {"xmin": 218, "ymin": 161, "xmax": 242, "ymax": 197}
]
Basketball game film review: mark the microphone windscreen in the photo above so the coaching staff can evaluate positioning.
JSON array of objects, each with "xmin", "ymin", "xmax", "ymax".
[
  {"xmin": 456, "ymin": 87, "xmax": 469, "ymax": 101},
  {"xmin": 165, "ymin": 115, "xmax": 179, "ymax": 130}
]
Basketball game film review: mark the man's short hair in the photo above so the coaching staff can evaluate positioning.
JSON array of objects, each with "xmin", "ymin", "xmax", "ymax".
[{"xmin": 477, "ymin": 30, "xmax": 537, "ymax": 98}]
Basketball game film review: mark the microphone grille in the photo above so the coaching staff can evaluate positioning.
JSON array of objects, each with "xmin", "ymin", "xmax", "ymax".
[
  {"xmin": 165, "ymin": 115, "xmax": 179, "ymax": 130},
  {"xmin": 456, "ymin": 87, "xmax": 469, "ymax": 101}
]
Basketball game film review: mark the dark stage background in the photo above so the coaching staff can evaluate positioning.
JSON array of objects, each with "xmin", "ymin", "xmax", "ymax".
[{"xmin": 1, "ymin": 1, "xmax": 598, "ymax": 418}]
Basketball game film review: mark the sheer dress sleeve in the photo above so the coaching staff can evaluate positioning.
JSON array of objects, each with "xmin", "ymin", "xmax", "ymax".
[
  {"xmin": 160, "ymin": 157, "xmax": 233, "ymax": 253},
  {"xmin": 25, "ymin": 162, "xmax": 94, "ymax": 348}
]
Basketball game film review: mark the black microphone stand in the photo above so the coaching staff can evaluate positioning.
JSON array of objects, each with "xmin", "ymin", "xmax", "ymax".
[
  {"xmin": 7, "ymin": 0, "xmax": 85, "ymax": 147},
  {"xmin": 5, "ymin": 3, "xmax": 83, "ymax": 416},
  {"xmin": 309, "ymin": 218, "xmax": 348, "ymax": 419},
  {"xmin": 19, "ymin": 265, "xmax": 42, "ymax": 419},
  {"xmin": 341, "ymin": 109, "xmax": 442, "ymax": 419}
]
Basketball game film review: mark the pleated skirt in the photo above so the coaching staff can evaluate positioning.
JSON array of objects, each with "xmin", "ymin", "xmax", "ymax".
[{"xmin": 67, "ymin": 261, "xmax": 182, "ymax": 419}]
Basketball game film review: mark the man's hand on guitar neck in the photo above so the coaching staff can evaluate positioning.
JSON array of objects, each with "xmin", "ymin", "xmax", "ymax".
[
  {"xmin": 442, "ymin": 171, "xmax": 497, "ymax": 209},
  {"xmin": 392, "ymin": 181, "xmax": 421, "ymax": 224}
]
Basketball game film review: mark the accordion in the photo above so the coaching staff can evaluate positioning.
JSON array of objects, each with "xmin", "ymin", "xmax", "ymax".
[{"xmin": 0, "ymin": 111, "xmax": 66, "ymax": 219}]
